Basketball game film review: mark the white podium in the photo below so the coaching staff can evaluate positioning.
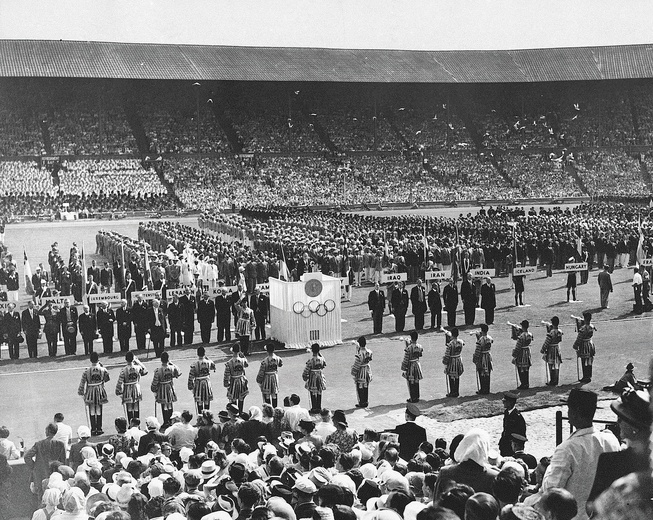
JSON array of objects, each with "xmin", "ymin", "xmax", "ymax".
[{"xmin": 269, "ymin": 272, "xmax": 342, "ymax": 349}]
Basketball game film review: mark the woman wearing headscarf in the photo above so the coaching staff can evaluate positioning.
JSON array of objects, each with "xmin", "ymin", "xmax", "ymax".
[
  {"xmin": 51, "ymin": 487, "xmax": 87, "ymax": 520},
  {"xmin": 30, "ymin": 488, "xmax": 62, "ymax": 520},
  {"xmin": 434, "ymin": 428, "xmax": 499, "ymax": 497}
]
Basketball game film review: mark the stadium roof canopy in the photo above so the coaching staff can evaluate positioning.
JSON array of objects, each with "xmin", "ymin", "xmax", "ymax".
[{"xmin": 2, "ymin": 40, "xmax": 653, "ymax": 83}]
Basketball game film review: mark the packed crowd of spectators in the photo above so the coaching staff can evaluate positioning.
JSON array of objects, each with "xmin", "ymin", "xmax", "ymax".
[
  {"xmin": 573, "ymin": 151, "xmax": 648, "ymax": 197},
  {"xmin": 502, "ymin": 156, "xmax": 582, "ymax": 198}
]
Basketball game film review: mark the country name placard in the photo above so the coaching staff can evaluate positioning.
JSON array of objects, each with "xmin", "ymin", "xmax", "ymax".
[
  {"xmin": 381, "ymin": 272, "xmax": 408, "ymax": 283},
  {"xmin": 513, "ymin": 266, "xmax": 537, "ymax": 276},
  {"xmin": 425, "ymin": 270, "xmax": 450, "ymax": 280},
  {"xmin": 640, "ymin": 258, "xmax": 653, "ymax": 267},
  {"xmin": 131, "ymin": 290, "xmax": 161, "ymax": 301},
  {"xmin": 37, "ymin": 295, "xmax": 75, "ymax": 307},
  {"xmin": 88, "ymin": 293, "xmax": 122, "ymax": 304},
  {"xmin": 564, "ymin": 262, "xmax": 588, "ymax": 272},
  {"xmin": 471, "ymin": 269, "xmax": 493, "ymax": 278},
  {"xmin": 255, "ymin": 283, "xmax": 270, "ymax": 294}
]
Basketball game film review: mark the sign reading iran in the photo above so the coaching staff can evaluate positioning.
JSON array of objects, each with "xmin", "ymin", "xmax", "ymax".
[
  {"xmin": 513, "ymin": 266, "xmax": 537, "ymax": 276},
  {"xmin": 131, "ymin": 290, "xmax": 161, "ymax": 301},
  {"xmin": 471, "ymin": 269, "xmax": 493, "ymax": 278},
  {"xmin": 88, "ymin": 293, "xmax": 122, "ymax": 304},
  {"xmin": 38, "ymin": 295, "xmax": 75, "ymax": 307},
  {"xmin": 255, "ymin": 283, "xmax": 270, "ymax": 295},
  {"xmin": 564, "ymin": 262, "xmax": 588, "ymax": 272},
  {"xmin": 425, "ymin": 270, "xmax": 450, "ymax": 281},
  {"xmin": 381, "ymin": 272, "xmax": 408, "ymax": 283},
  {"xmin": 640, "ymin": 258, "xmax": 653, "ymax": 267}
]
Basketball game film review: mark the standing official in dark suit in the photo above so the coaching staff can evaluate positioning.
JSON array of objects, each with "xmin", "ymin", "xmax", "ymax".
[
  {"xmin": 390, "ymin": 403, "xmax": 427, "ymax": 461},
  {"xmin": 59, "ymin": 298, "xmax": 78, "ymax": 355},
  {"xmin": 215, "ymin": 288, "xmax": 232, "ymax": 342},
  {"xmin": 148, "ymin": 299, "xmax": 167, "ymax": 358},
  {"xmin": 22, "ymin": 300, "xmax": 41, "ymax": 358},
  {"xmin": 410, "ymin": 279, "xmax": 427, "ymax": 330},
  {"xmin": 597, "ymin": 264, "xmax": 613, "ymax": 309},
  {"xmin": 23, "ymin": 423, "xmax": 66, "ymax": 497},
  {"xmin": 4, "ymin": 302, "xmax": 22, "ymax": 359},
  {"xmin": 116, "ymin": 299, "xmax": 132, "ymax": 352},
  {"xmin": 499, "ymin": 392, "xmax": 527, "ymax": 456},
  {"xmin": 96, "ymin": 301, "xmax": 115, "ymax": 354},
  {"xmin": 197, "ymin": 291, "xmax": 215, "ymax": 343},
  {"xmin": 78, "ymin": 305, "xmax": 97, "ymax": 355},
  {"xmin": 367, "ymin": 282, "xmax": 385, "ymax": 334},
  {"xmin": 179, "ymin": 289, "xmax": 195, "ymax": 344},
  {"xmin": 480, "ymin": 276, "xmax": 497, "ymax": 325},
  {"xmin": 427, "ymin": 280, "xmax": 443, "ymax": 331},
  {"xmin": 443, "ymin": 278, "xmax": 458, "ymax": 329},
  {"xmin": 460, "ymin": 273, "xmax": 477, "ymax": 326},
  {"xmin": 131, "ymin": 294, "xmax": 148, "ymax": 350},
  {"xmin": 391, "ymin": 282, "xmax": 409, "ymax": 332},
  {"xmin": 166, "ymin": 295, "xmax": 184, "ymax": 348},
  {"xmin": 250, "ymin": 287, "xmax": 269, "ymax": 340}
]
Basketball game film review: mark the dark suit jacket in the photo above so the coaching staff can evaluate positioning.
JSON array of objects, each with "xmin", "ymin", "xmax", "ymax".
[
  {"xmin": 368, "ymin": 290, "xmax": 385, "ymax": 313},
  {"xmin": 598, "ymin": 270, "xmax": 613, "ymax": 290},
  {"xmin": 499, "ymin": 408, "xmax": 526, "ymax": 456},
  {"xmin": 147, "ymin": 308, "xmax": 167, "ymax": 340},
  {"xmin": 428, "ymin": 286, "xmax": 442, "ymax": 311},
  {"xmin": 131, "ymin": 301, "xmax": 149, "ymax": 330},
  {"xmin": 21, "ymin": 308, "xmax": 41, "ymax": 335},
  {"xmin": 480, "ymin": 283, "xmax": 496, "ymax": 310},
  {"xmin": 394, "ymin": 421, "xmax": 427, "ymax": 461},
  {"xmin": 96, "ymin": 308, "xmax": 115, "ymax": 337},
  {"xmin": 166, "ymin": 302, "xmax": 183, "ymax": 329},
  {"xmin": 78, "ymin": 312, "xmax": 97, "ymax": 338},
  {"xmin": 197, "ymin": 298, "xmax": 216, "ymax": 325},
  {"xmin": 116, "ymin": 307, "xmax": 132, "ymax": 338},
  {"xmin": 460, "ymin": 280, "xmax": 477, "ymax": 306},
  {"xmin": 410, "ymin": 285, "xmax": 427, "ymax": 314},
  {"xmin": 24, "ymin": 436, "xmax": 66, "ymax": 492},
  {"xmin": 251, "ymin": 293, "xmax": 269, "ymax": 319},
  {"xmin": 3, "ymin": 311, "xmax": 21, "ymax": 338},
  {"xmin": 59, "ymin": 305, "xmax": 78, "ymax": 334},
  {"xmin": 215, "ymin": 295, "xmax": 231, "ymax": 322},
  {"xmin": 443, "ymin": 284, "xmax": 458, "ymax": 310},
  {"xmin": 587, "ymin": 448, "xmax": 649, "ymax": 503}
]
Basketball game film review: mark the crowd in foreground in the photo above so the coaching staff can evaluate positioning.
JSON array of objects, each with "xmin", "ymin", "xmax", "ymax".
[{"xmin": 0, "ymin": 380, "xmax": 651, "ymax": 520}]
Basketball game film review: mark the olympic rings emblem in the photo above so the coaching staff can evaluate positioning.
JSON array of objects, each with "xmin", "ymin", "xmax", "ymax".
[{"xmin": 291, "ymin": 299, "xmax": 337, "ymax": 318}]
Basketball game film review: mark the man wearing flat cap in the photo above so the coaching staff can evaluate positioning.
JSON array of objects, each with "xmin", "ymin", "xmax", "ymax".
[
  {"xmin": 498, "ymin": 392, "xmax": 526, "ymax": 457},
  {"xmin": 525, "ymin": 388, "xmax": 619, "ymax": 520},
  {"xmin": 388, "ymin": 403, "xmax": 427, "ymax": 462}
]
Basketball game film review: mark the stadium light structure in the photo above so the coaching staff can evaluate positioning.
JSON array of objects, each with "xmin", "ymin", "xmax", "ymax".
[{"xmin": 193, "ymin": 82, "xmax": 201, "ymax": 157}]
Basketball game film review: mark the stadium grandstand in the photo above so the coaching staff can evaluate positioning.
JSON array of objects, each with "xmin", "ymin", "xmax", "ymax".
[{"xmin": 1, "ymin": 40, "xmax": 653, "ymax": 216}]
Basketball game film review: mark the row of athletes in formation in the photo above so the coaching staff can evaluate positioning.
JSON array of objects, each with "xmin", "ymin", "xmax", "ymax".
[
  {"xmin": 77, "ymin": 310, "xmax": 596, "ymax": 436},
  {"xmin": 77, "ymin": 341, "xmax": 326, "ymax": 437}
]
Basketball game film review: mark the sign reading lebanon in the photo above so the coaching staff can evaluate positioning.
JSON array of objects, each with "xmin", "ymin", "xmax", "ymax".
[
  {"xmin": 512, "ymin": 266, "xmax": 537, "ymax": 276},
  {"xmin": 425, "ymin": 270, "xmax": 450, "ymax": 281},
  {"xmin": 564, "ymin": 262, "xmax": 588, "ymax": 272},
  {"xmin": 88, "ymin": 293, "xmax": 122, "ymax": 304},
  {"xmin": 471, "ymin": 269, "xmax": 493, "ymax": 278},
  {"xmin": 131, "ymin": 290, "xmax": 161, "ymax": 301},
  {"xmin": 381, "ymin": 272, "xmax": 408, "ymax": 283}
]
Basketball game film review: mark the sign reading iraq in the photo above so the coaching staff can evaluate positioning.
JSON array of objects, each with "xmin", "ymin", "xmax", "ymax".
[{"xmin": 381, "ymin": 272, "xmax": 408, "ymax": 283}]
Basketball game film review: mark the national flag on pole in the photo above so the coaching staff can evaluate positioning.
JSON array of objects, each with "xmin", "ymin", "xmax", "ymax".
[
  {"xmin": 636, "ymin": 216, "xmax": 645, "ymax": 266},
  {"xmin": 279, "ymin": 242, "xmax": 291, "ymax": 281},
  {"xmin": 143, "ymin": 243, "xmax": 151, "ymax": 289},
  {"xmin": 121, "ymin": 238, "xmax": 126, "ymax": 286},
  {"xmin": 81, "ymin": 242, "xmax": 88, "ymax": 305},
  {"xmin": 423, "ymin": 224, "xmax": 429, "ymax": 262},
  {"xmin": 24, "ymin": 250, "xmax": 34, "ymax": 296}
]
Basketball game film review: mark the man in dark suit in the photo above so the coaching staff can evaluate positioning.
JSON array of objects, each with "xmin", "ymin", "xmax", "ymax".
[
  {"xmin": 367, "ymin": 282, "xmax": 386, "ymax": 334},
  {"xmin": 391, "ymin": 403, "xmax": 427, "ymax": 461},
  {"xmin": 100, "ymin": 262, "xmax": 113, "ymax": 293},
  {"xmin": 410, "ymin": 278, "xmax": 427, "ymax": 330},
  {"xmin": 148, "ymin": 299, "xmax": 167, "ymax": 358},
  {"xmin": 78, "ymin": 304, "xmax": 97, "ymax": 355},
  {"xmin": 4, "ymin": 302, "xmax": 22, "ymax": 359},
  {"xmin": 197, "ymin": 291, "xmax": 215, "ymax": 343},
  {"xmin": 179, "ymin": 288, "xmax": 195, "ymax": 345},
  {"xmin": 443, "ymin": 278, "xmax": 458, "ymax": 329},
  {"xmin": 59, "ymin": 298, "xmax": 78, "ymax": 355},
  {"xmin": 24, "ymin": 423, "xmax": 66, "ymax": 497},
  {"xmin": 87, "ymin": 260, "xmax": 101, "ymax": 289},
  {"xmin": 166, "ymin": 294, "xmax": 183, "ymax": 347},
  {"xmin": 480, "ymin": 276, "xmax": 497, "ymax": 325},
  {"xmin": 22, "ymin": 300, "xmax": 41, "ymax": 358},
  {"xmin": 215, "ymin": 288, "xmax": 232, "ymax": 342},
  {"xmin": 498, "ymin": 392, "xmax": 527, "ymax": 456},
  {"xmin": 460, "ymin": 273, "xmax": 477, "ymax": 326},
  {"xmin": 391, "ymin": 281, "xmax": 409, "ymax": 332},
  {"xmin": 250, "ymin": 287, "xmax": 269, "ymax": 340},
  {"xmin": 427, "ymin": 280, "xmax": 443, "ymax": 331},
  {"xmin": 116, "ymin": 298, "xmax": 132, "ymax": 352},
  {"xmin": 597, "ymin": 264, "xmax": 613, "ymax": 309},
  {"xmin": 131, "ymin": 294, "xmax": 148, "ymax": 350},
  {"xmin": 96, "ymin": 301, "xmax": 115, "ymax": 354}
]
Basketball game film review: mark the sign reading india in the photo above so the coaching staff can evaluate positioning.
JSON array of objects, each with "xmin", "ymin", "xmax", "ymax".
[
  {"xmin": 513, "ymin": 266, "xmax": 537, "ymax": 276},
  {"xmin": 640, "ymin": 258, "xmax": 653, "ymax": 266},
  {"xmin": 425, "ymin": 270, "xmax": 450, "ymax": 281},
  {"xmin": 381, "ymin": 272, "xmax": 408, "ymax": 283},
  {"xmin": 131, "ymin": 290, "xmax": 161, "ymax": 301},
  {"xmin": 471, "ymin": 269, "xmax": 493, "ymax": 278},
  {"xmin": 564, "ymin": 262, "xmax": 588, "ymax": 272},
  {"xmin": 88, "ymin": 293, "xmax": 122, "ymax": 304},
  {"xmin": 38, "ymin": 295, "xmax": 75, "ymax": 307},
  {"xmin": 255, "ymin": 283, "xmax": 270, "ymax": 294}
]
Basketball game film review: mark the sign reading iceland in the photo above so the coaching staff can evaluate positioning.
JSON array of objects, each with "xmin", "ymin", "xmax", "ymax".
[
  {"xmin": 471, "ymin": 269, "xmax": 493, "ymax": 278},
  {"xmin": 131, "ymin": 290, "xmax": 161, "ymax": 301},
  {"xmin": 88, "ymin": 293, "xmax": 122, "ymax": 304},
  {"xmin": 381, "ymin": 272, "xmax": 408, "ymax": 283},
  {"xmin": 564, "ymin": 262, "xmax": 588, "ymax": 272},
  {"xmin": 425, "ymin": 271, "xmax": 450, "ymax": 281},
  {"xmin": 513, "ymin": 266, "xmax": 537, "ymax": 276}
]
